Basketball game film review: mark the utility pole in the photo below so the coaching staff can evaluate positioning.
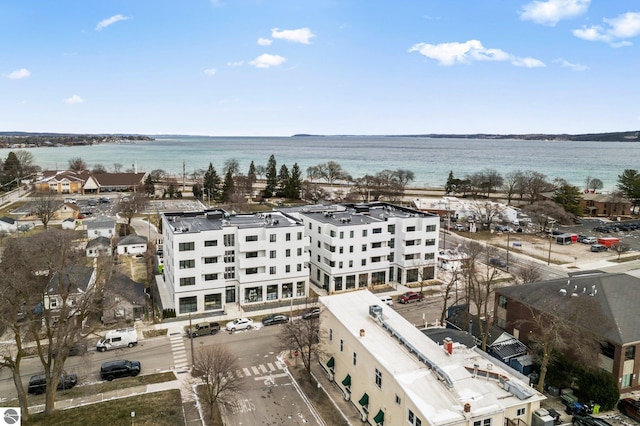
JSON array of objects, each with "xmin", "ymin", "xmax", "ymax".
[
  {"xmin": 182, "ymin": 160, "xmax": 186, "ymax": 193},
  {"xmin": 189, "ymin": 313, "xmax": 194, "ymax": 368}
]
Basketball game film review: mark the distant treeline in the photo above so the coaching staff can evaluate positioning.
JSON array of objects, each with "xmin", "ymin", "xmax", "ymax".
[
  {"xmin": 389, "ymin": 131, "xmax": 640, "ymax": 142},
  {"xmin": 0, "ymin": 132, "xmax": 153, "ymax": 148}
]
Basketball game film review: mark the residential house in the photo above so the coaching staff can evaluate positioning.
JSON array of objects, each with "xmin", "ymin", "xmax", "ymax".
[
  {"xmin": 494, "ymin": 272, "xmax": 640, "ymax": 391},
  {"xmin": 86, "ymin": 216, "xmax": 117, "ymax": 239},
  {"xmin": 295, "ymin": 202, "xmax": 439, "ymax": 293},
  {"xmin": 44, "ymin": 265, "xmax": 96, "ymax": 312},
  {"xmin": 61, "ymin": 218, "xmax": 77, "ymax": 230},
  {"xmin": 0, "ymin": 216, "xmax": 18, "ymax": 233},
  {"xmin": 86, "ymin": 236, "xmax": 113, "ymax": 258},
  {"xmin": 83, "ymin": 172, "xmax": 146, "ymax": 193},
  {"xmin": 581, "ymin": 192, "xmax": 631, "ymax": 218},
  {"xmin": 161, "ymin": 209, "xmax": 310, "ymax": 316},
  {"xmin": 116, "ymin": 234, "xmax": 148, "ymax": 256},
  {"xmin": 319, "ymin": 290, "xmax": 544, "ymax": 426},
  {"xmin": 34, "ymin": 170, "xmax": 89, "ymax": 194},
  {"xmin": 34, "ymin": 170, "xmax": 146, "ymax": 195},
  {"xmin": 54, "ymin": 202, "xmax": 80, "ymax": 221}
]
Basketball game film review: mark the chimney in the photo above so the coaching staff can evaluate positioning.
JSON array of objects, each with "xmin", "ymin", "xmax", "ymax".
[
  {"xmin": 464, "ymin": 403, "xmax": 471, "ymax": 413},
  {"xmin": 359, "ymin": 329, "xmax": 365, "ymax": 338},
  {"xmin": 443, "ymin": 337, "xmax": 453, "ymax": 355}
]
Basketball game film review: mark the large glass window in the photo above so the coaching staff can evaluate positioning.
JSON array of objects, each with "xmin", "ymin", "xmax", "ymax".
[
  {"xmin": 179, "ymin": 242, "xmax": 194, "ymax": 251},
  {"xmin": 372, "ymin": 271, "xmax": 385, "ymax": 284},
  {"xmin": 282, "ymin": 282, "xmax": 293, "ymax": 298},
  {"xmin": 267, "ymin": 284, "xmax": 278, "ymax": 300},
  {"xmin": 246, "ymin": 251, "xmax": 258, "ymax": 258},
  {"xmin": 204, "ymin": 294, "xmax": 222, "ymax": 310},
  {"xmin": 224, "ymin": 266, "xmax": 235, "ymax": 279},
  {"xmin": 180, "ymin": 277, "xmax": 195, "ymax": 286},
  {"xmin": 245, "ymin": 287, "xmax": 263, "ymax": 303},
  {"xmin": 426, "ymin": 224, "xmax": 436, "ymax": 232},
  {"xmin": 245, "ymin": 235, "xmax": 258, "ymax": 242},
  {"xmin": 179, "ymin": 296, "xmax": 197, "ymax": 314},
  {"xmin": 224, "ymin": 250, "xmax": 235, "ymax": 263},
  {"xmin": 204, "ymin": 256, "xmax": 218, "ymax": 264},
  {"xmin": 225, "ymin": 285, "xmax": 236, "ymax": 303},
  {"xmin": 204, "ymin": 240, "xmax": 218, "ymax": 247},
  {"xmin": 346, "ymin": 275, "xmax": 356, "ymax": 289},
  {"xmin": 246, "ymin": 267, "xmax": 258, "ymax": 275},
  {"xmin": 179, "ymin": 259, "xmax": 195, "ymax": 269},
  {"xmin": 334, "ymin": 276, "xmax": 343, "ymax": 291},
  {"xmin": 223, "ymin": 234, "xmax": 235, "ymax": 247},
  {"xmin": 204, "ymin": 273, "xmax": 218, "ymax": 281},
  {"xmin": 625, "ymin": 346, "xmax": 636, "ymax": 360}
]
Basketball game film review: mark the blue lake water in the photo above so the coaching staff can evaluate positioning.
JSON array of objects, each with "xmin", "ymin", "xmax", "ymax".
[{"xmin": 3, "ymin": 135, "xmax": 638, "ymax": 191}]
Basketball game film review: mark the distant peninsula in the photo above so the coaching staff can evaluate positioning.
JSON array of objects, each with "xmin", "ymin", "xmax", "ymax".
[
  {"xmin": 0, "ymin": 132, "xmax": 154, "ymax": 148},
  {"xmin": 293, "ymin": 131, "xmax": 640, "ymax": 142}
]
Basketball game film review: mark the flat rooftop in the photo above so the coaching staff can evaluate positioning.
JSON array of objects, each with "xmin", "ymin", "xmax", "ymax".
[{"xmin": 164, "ymin": 209, "xmax": 302, "ymax": 234}]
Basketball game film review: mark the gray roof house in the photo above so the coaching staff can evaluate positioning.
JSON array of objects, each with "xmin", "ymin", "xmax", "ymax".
[
  {"xmin": 494, "ymin": 271, "xmax": 640, "ymax": 391},
  {"xmin": 86, "ymin": 216, "xmax": 116, "ymax": 239},
  {"xmin": 0, "ymin": 216, "xmax": 17, "ymax": 233},
  {"xmin": 116, "ymin": 234, "xmax": 147, "ymax": 255},
  {"xmin": 86, "ymin": 236, "xmax": 113, "ymax": 258}
]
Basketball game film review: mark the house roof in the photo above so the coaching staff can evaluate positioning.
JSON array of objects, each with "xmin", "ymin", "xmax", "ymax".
[
  {"xmin": 86, "ymin": 216, "xmax": 116, "ymax": 230},
  {"xmin": 48, "ymin": 265, "xmax": 94, "ymax": 295},
  {"xmin": 39, "ymin": 170, "xmax": 90, "ymax": 183},
  {"xmin": 118, "ymin": 234, "xmax": 147, "ymax": 246},
  {"xmin": 86, "ymin": 236, "xmax": 111, "ymax": 249},
  {"xmin": 90, "ymin": 172, "xmax": 146, "ymax": 187},
  {"xmin": 497, "ymin": 272, "xmax": 640, "ymax": 345},
  {"xmin": 581, "ymin": 193, "xmax": 630, "ymax": 203},
  {"xmin": 0, "ymin": 216, "xmax": 16, "ymax": 224}
]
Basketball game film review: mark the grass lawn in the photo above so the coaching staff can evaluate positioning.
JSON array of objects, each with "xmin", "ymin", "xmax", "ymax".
[{"xmin": 23, "ymin": 389, "xmax": 182, "ymax": 426}]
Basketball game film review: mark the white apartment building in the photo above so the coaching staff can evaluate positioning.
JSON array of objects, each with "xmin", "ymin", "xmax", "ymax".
[
  {"xmin": 319, "ymin": 290, "xmax": 545, "ymax": 426},
  {"xmin": 162, "ymin": 209, "xmax": 310, "ymax": 316},
  {"xmin": 297, "ymin": 202, "xmax": 440, "ymax": 293}
]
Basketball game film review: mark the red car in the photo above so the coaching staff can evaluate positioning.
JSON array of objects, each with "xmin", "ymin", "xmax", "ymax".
[
  {"xmin": 618, "ymin": 398, "xmax": 640, "ymax": 422},
  {"xmin": 398, "ymin": 292, "xmax": 425, "ymax": 304}
]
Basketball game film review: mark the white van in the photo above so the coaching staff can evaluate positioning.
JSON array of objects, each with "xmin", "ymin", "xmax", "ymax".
[
  {"xmin": 96, "ymin": 327, "xmax": 138, "ymax": 352},
  {"xmin": 378, "ymin": 295, "xmax": 393, "ymax": 306}
]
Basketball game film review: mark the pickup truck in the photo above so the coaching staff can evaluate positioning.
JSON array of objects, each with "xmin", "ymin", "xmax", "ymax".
[{"xmin": 185, "ymin": 322, "xmax": 220, "ymax": 338}]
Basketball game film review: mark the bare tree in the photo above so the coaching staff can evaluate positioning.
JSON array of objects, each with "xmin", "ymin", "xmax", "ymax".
[
  {"xmin": 254, "ymin": 165, "xmax": 266, "ymax": 180},
  {"xmin": 278, "ymin": 304, "xmax": 323, "ymax": 376},
  {"xmin": 34, "ymin": 191, "xmax": 59, "ymax": 229},
  {"xmin": 466, "ymin": 200, "xmax": 505, "ymax": 230},
  {"xmin": 516, "ymin": 262, "xmax": 543, "ymax": 284},
  {"xmin": 118, "ymin": 191, "xmax": 147, "ymax": 234},
  {"xmin": 14, "ymin": 150, "xmax": 40, "ymax": 178},
  {"xmin": 192, "ymin": 344, "xmax": 245, "ymax": 421},
  {"xmin": 524, "ymin": 170, "xmax": 554, "ymax": 204},
  {"xmin": 223, "ymin": 159, "xmax": 240, "ymax": 177},
  {"xmin": 521, "ymin": 200, "xmax": 572, "ymax": 232},
  {"xmin": 316, "ymin": 161, "xmax": 349, "ymax": 186},
  {"xmin": 68, "ymin": 157, "xmax": 87, "ymax": 172},
  {"xmin": 503, "ymin": 170, "xmax": 524, "ymax": 205},
  {"xmin": 112, "ymin": 163, "xmax": 123, "ymax": 173},
  {"xmin": 439, "ymin": 270, "xmax": 461, "ymax": 326},
  {"xmin": 91, "ymin": 164, "xmax": 107, "ymax": 173}
]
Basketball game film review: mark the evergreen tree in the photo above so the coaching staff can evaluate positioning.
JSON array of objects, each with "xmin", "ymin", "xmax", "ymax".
[
  {"xmin": 552, "ymin": 180, "xmax": 583, "ymax": 217},
  {"xmin": 276, "ymin": 164, "xmax": 290, "ymax": 197},
  {"xmin": 192, "ymin": 182, "xmax": 203, "ymax": 199},
  {"xmin": 285, "ymin": 163, "xmax": 303, "ymax": 199},
  {"xmin": 445, "ymin": 170, "xmax": 455, "ymax": 194},
  {"xmin": 144, "ymin": 175, "xmax": 155, "ymax": 197},
  {"xmin": 221, "ymin": 169, "xmax": 234, "ymax": 203},
  {"xmin": 263, "ymin": 155, "xmax": 278, "ymax": 198},
  {"xmin": 247, "ymin": 161, "xmax": 257, "ymax": 183},
  {"xmin": 3, "ymin": 151, "xmax": 20, "ymax": 187},
  {"xmin": 203, "ymin": 163, "xmax": 221, "ymax": 201}
]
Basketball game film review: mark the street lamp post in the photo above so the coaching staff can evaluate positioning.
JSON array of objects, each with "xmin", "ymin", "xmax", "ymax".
[
  {"xmin": 506, "ymin": 231, "xmax": 510, "ymax": 272},
  {"xmin": 547, "ymin": 220, "xmax": 556, "ymax": 265}
]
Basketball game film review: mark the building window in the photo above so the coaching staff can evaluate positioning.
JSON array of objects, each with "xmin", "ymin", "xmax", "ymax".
[
  {"xmin": 204, "ymin": 294, "xmax": 222, "ymax": 310},
  {"xmin": 350, "ymin": 230, "xmax": 354, "ymax": 238},
  {"xmin": 179, "ymin": 259, "xmax": 195, "ymax": 269},
  {"xmin": 349, "ymin": 246, "xmax": 354, "ymax": 253},
  {"xmin": 424, "ymin": 252, "xmax": 434, "ymax": 260},
  {"xmin": 340, "ymin": 231, "xmax": 344, "ymax": 239},
  {"xmin": 517, "ymin": 408, "xmax": 526, "ymax": 416},
  {"xmin": 330, "ymin": 230, "xmax": 336, "ymax": 237},
  {"xmin": 286, "ymin": 232, "xmax": 291, "ymax": 241},
  {"xmin": 335, "ymin": 276, "xmax": 343, "ymax": 291},
  {"xmin": 246, "ymin": 267, "xmax": 258, "ymax": 275},
  {"xmin": 297, "ymin": 264, "xmax": 302, "ymax": 272},
  {"xmin": 375, "ymin": 368, "xmax": 382, "ymax": 388},
  {"xmin": 349, "ymin": 260, "xmax": 353, "ymax": 268},
  {"xmin": 286, "ymin": 265, "xmax": 291, "ymax": 273},
  {"xmin": 395, "ymin": 394, "xmax": 401, "ymax": 405},
  {"xmin": 361, "ymin": 259, "xmax": 366, "ymax": 266},
  {"xmin": 329, "ymin": 329, "xmax": 333, "ymax": 341},
  {"xmin": 246, "ymin": 251, "xmax": 258, "ymax": 258},
  {"xmin": 498, "ymin": 295, "xmax": 508, "ymax": 309},
  {"xmin": 204, "ymin": 240, "xmax": 218, "ymax": 247},
  {"xmin": 224, "ymin": 250, "xmax": 235, "ymax": 263},
  {"xmin": 362, "ymin": 244, "xmax": 367, "ymax": 252},
  {"xmin": 425, "ymin": 239, "xmax": 436, "ymax": 246},
  {"xmin": 340, "ymin": 339, "xmax": 344, "ymax": 352},
  {"xmin": 297, "ymin": 232, "xmax": 302, "ymax": 240},
  {"xmin": 474, "ymin": 419, "xmax": 492, "ymax": 426},
  {"xmin": 204, "ymin": 257, "xmax": 218, "ymax": 264},
  {"xmin": 204, "ymin": 273, "xmax": 218, "ymax": 281},
  {"xmin": 224, "ymin": 266, "xmax": 235, "ymax": 279},
  {"xmin": 282, "ymin": 282, "xmax": 293, "ymax": 298},
  {"xmin": 372, "ymin": 241, "xmax": 382, "ymax": 249},
  {"xmin": 270, "ymin": 250, "xmax": 276, "ymax": 259},
  {"xmin": 407, "ymin": 226, "xmax": 416, "ymax": 232},
  {"xmin": 406, "ymin": 240, "xmax": 416, "ymax": 246},
  {"xmin": 426, "ymin": 224, "xmax": 436, "ymax": 232},
  {"xmin": 245, "ymin": 235, "xmax": 258, "ymax": 242},
  {"xmin": 179, "ymin": 296, "xmax": 197, "ymax": 314},
  {"xmin": 373, "ymin": 227, "xmax": 382, "ymax": 234},
  {"xmin": 286, "ymin": 249, "xmax": 291, "ymax": 257},
  {"xmin": 497, "ymin": 317, "xmax": 506, "ymax": 329},
  {"xmin": 226, "ymin": 285, "xmax": 236, "ymax": 303},
  {"xmin": 270, "ymin": 266, "xmax": 276, "ymax": 275},
  {"xmin": 244, "ymin": 287, "xmax": 262, "ymax": 303},
  {"xmin": 267, "ymin": 284, "xmax": 278, "ymax": 300},
  {"xmin": 408, "ymin": 409, "xmax": 423, "ymax": 426},
  {"xmin": 180, "ymin": 277, "xmax": 195, "ymax": 286},
  {"xmin": 362, "ymin": 229, "xmax": 368, "ymax": 237},
  {"xmin": 622, "ymin": 373, "xmax": 632, "ymax": 387},
  {"xmin": 388, "ymin": 224, "xmax": 395, "ymax": 234},
  {"xmin": 223, "ymin": 234, "xmax": 235, "ymax": 247},
  {"xmin": 179, "ymin": 242, "xmax": 195, "ymax": 251},
  {"xmin": 625, "ymin": 346, "xmax": 636, "ymax": 360},
  {"xmin": 353, "ymin": 352, "xmax": 357, "ymax": 366},
  {"xmin": 297, "ymin": 248, "xmax": 302, "ymax": 256}
]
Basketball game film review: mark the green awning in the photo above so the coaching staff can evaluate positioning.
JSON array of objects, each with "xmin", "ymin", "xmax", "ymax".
[
  {"xmin": 326, "ymin": 356, "xmax": 335, "ymax": 368},
  {"xmin": 374, "ymin": 409, "xmax": 385, "ymax": 424},
  {"xmin": 341, "ymin": 374, "xmax": 351, "ymax": 387},
  {"xmin": 359, "ymin": 393, "xmax": 369, "ymax": 407}
]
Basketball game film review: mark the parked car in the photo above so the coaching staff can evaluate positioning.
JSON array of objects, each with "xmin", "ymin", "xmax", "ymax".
[
  {"xmin": 186, "ymin": 321, "xmax": 220, "ymax": 338},
  {"xmin": 99, "ymin": 196, "xmax": 110, "ymax": 203},
  {"xmin": 590, "ymin": 244, "xmax": 608, "ymax": 252},
  {"xmin": 87, "ymin": 199, "xmax": 98, "ymax": 206},
  {"xmin": 618, "ymin": 398, "xmax": 640, "ymax": 422},
  {"xmin": 398, "ymin": 292, "xmax": 425, "ymax": 304},
  {"xmin": 581, "ymin": 237, "xmax": 597, "ymax": 244},
  {"xmin": 378, "ymin": 295, "xmax": 393, "ymax": 305},
  {"xmin": 489, "ymin": 258, "xmax": 507, "ymax": 267},
  {"xmin": 261, "ymin": 314, "xmax": 289, "ymax": 326},
  {"xmin": 453, "ymin": 224, "xmax": 465, "ymax": 231},
  {"xmin": 302, "ymin": 307, "xmax": 320, "ymax": 319},
  {"xmin": 226, "ymin": 317, "xmax": 254, "ymax": 331},
  {"xmin": 28, "ymin": 372, "xmax": 78, "ymax": 394},
  {"xmin": 572, "ymin": 415, "xmax": 612, "ymax": 426},
  {"xmin": 100, "ymin": 360, "xmax": 141, "ymax": 381}
]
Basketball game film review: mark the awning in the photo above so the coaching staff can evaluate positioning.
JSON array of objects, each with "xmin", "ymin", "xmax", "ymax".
[
  {"xmin": 359, "ymin": 392, "xmax": 369, "ymax": 407},
  {"xmin": 374, "ymin": 409, "xmax": 385, "ymax": 424},
  {"xmin": 326, "ymin": 356, "xmax": 335, "ymax": 368},
  {"xmin": 341, "ymin": 374, "xmax": 351, "ymax": 387}
]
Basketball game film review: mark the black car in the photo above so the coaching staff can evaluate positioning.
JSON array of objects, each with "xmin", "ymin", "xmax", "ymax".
[
  {"xmin": 100, "ymin": 360, "xmax": 141, "ymax": 381},
  {"xmin": 618, "ymin": 398, "xmax": 640, "ymax": 422},
  {"xmin": 489, "ymin": 258, "xmax": 507, "ymax": 267},
  {"xmin": 302, "ymin": 307, "xmax": 320, "ymax": 320},
  {"xmin": 262, "ymin": 314, "xmax": 289, "ymax": 326},
  {"xmin": 28, "ymin": 372, "xmax": 78, "ymax": 395},
  {"xmin": 572, "ymin": 415, "xmax": 612, "ymax": 426}
]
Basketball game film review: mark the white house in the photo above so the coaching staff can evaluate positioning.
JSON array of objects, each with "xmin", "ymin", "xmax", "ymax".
[
  {"xmin": 0, "ymin": 217, "xmax": 18, "ymax": 233},
  {"xmin": 318, "ymin": 290, "xmax": 545, "ymax": 426},
  {"xmin": 86, "ymin": 236, "xmax": 113, "ymax": 258},
  {"xmin": 297, "ymin": 202, "xmax": 440, "ymax": 293},
  {"xmin": 44, "ymin": 266, "xmax": 96, "ymax": 311},
  {"xmin": 162, "ymin": 209, "xmax": 310, "ymax": 316},
  {"xmin": 116, "ymin": 234, "xmax": 148, "ymax": 255},
  {"xmin": 86, "ymin": 216, "xmax": 116, "ymax": 239}
]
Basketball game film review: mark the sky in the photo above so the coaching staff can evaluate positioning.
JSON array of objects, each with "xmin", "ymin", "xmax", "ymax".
[{"xmin": 1, "ymin": 0, "xmax": 640, "ymax": 136}]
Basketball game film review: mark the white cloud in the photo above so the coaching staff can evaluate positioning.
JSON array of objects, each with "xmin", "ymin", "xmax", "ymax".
[
  {"xmin": 96, "ymin": 14, "xmax": 130, "ymax": 31},
  {"xmin": 204, "ymin": 68, "xmax": 217, "ymax": 76},
  {"xmin": 7, "ymin": 68, "xmax": 30, "ymax": 79},
  {"xmin": 257, "ymin": 37, "xmax": 272, "ymax": 46},
  {"xmin": 573, "ymin": 12, "xmax": 640, "ymax": 46},
  {"xmin": 271, "ymin": 27, "xmax": 315, "ymax": 44},
  {"xmin": 554, "ymin": 58, "xmax": 588, "ymax": 71},
  {"xmin": 227, "ymin": 60, "xmax": 244, "ymax": 67},
  {"xmin": 64, "ymin": 95, "xmax": 84, "ymax": 104},
  {"xmin": 519, "ymin": 0, "xmax": 590, "ymax": 26},
  {"xmin": 408, "ymin": 40, "xmax": 544, "ymax": 67},
  {"xmin": 249, "ymin": 54, "xmax": 286, "ymax": 68}
]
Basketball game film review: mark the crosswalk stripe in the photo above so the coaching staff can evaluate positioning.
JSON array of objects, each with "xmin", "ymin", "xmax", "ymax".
[
  {"xmin": 251, "ymin": 366, "xmax": 260, "ymax": 375},
  {"xmin": 259, "ymin": 364, "xmax": 267, "ymax": 373},
  {"xmin": 267, "ymin": 362, "xmax": 276, "ymax": 371},
  {"xmin": 243, "ymin": 368, "xmax": 251, "ymax": 376}
]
